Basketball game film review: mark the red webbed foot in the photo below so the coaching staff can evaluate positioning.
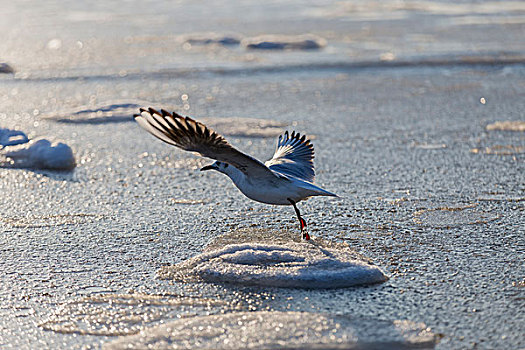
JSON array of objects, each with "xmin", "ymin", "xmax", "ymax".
[{"xmin": 300, "ymin": 218, "xmax": 310, "ymax": 240}]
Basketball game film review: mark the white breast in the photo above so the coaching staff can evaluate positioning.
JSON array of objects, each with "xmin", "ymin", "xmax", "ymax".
[{"xmin": 229, "ymin": 173, "xmax": 302, "ymax": 205}]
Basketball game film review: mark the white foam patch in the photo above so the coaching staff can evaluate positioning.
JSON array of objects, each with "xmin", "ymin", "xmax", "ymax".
[
  {"xmin": 470, "ymin": 144, "xmax": 525, "ymax": 155},
  {"xmin": 40, "ymin": 293, "xmax": 223, "ymax": 336},
  {"xmin": 43, "ymin": 100, "xmax": 158, "ymax": 124},
  {"xmin": 105, "ymin": 311, "xmax": 438, "ymax": 350},
  {"xmin": 242, "ymin": 34, "xmax": 326, "ymax": 50},
  {"xmin": 1, "ymin": 138, "xmax": 76, "ymax": 170},
  {"xmin": 411, "ymin": 141, "xmax": 447, "ymax": 150},
  {"xmin": 160, "ymin": 230, "xmax": 388, "ymax": 288},
  {"xmin": 182, "ymin": 33, "xmax": 241, "ymax": 46},
  {"xmin": 201, "ymin": 117, "xmax": 288, "ymax": 138},
  {"xmin": 486, "ymin": 120, "xmax": 525, "ymax": 132},
  {"xmin": 45, "ymin": 102, "xmax": 287, "ymax": 137},
  {"xmin": 2, "ymin": 213, "xmax": 102, "ymax": 228},
  {"xmin": 414, "ymin": 205, "xmax": 499, "ymax": 228},
  {"xmin": 0, "ymin": 128, "xmax": 29, "ymax": 147}
]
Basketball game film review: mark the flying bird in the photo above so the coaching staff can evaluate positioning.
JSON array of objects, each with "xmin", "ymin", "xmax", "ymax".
[{"xmin": 134, "ymin": 107, "xmax": 337, "ymax": 240}]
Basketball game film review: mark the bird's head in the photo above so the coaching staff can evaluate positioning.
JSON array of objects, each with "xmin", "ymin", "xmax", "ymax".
[{"xmin": 200, "ymin": 161, "xmax": 231, "ymax": 174}]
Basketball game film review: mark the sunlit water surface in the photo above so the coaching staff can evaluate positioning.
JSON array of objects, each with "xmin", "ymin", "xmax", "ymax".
[{"xmin": 0, "ymin": 0, "xmax": 524, "ymax": 349}]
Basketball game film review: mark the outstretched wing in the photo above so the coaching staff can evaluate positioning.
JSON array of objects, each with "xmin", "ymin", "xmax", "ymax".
[
  {"xmin": 265, "ymin": 130, "xmax": 315, "ymax": 182},
  {"xmin": 134, "ymin": 108, "xmax": 276, "ymax": 178}
]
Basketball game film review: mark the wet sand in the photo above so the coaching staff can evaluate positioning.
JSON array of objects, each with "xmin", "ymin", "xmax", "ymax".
[{"xmin": 1, "ymin": 1, "xmax": 524, "ymax": 349}]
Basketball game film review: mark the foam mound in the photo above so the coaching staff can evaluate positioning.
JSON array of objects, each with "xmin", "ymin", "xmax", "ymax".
[
  {"xmin": 242, "ymin": 34, "xmax": 326, "ymax": 50},
  {"xmin": 183, "ymin": 33, "xmax": 241, "ymax": 46},
  {"xmin": 0, "ymin": 128, "xmax": 29, "ymax": 147},
  {"xmin": 43, "ymin": 101, "xmax": 156, "ymax": 124},
  {"xmin": 0, "ymin": 62, "xmax": 14, "ymax": 74},
  {"xmin": 486, "ymin": 120, "xmax": 525, "ymax": 132},
  {"xmin": 105, "ymin": 311, "xmax": 438, "ymax": 349},
  {"xmin": 1, "ymin": 138, "xmax": 76, "ymax": 170},
  {"xmin": 159, "ymin": 229, "xmax": 388, "ymax": 288},
  {"xmin": 45, "ymin": 101, "xmax": 286, "ymax": 137}
]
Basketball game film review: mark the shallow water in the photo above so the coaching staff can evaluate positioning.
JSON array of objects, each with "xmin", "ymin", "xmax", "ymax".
[
  {"xmin": 106, "ymin": 311, "xmax": 437, "ymax": 349},
  {"xmin": 1, "ymin": 0, "xmax": 524, "ymax": 349}
]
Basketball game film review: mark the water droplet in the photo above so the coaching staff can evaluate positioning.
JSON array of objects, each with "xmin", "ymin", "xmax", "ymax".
[
  {"xmin": 380, "ymin": 52, "xmax": 396, "ymax": 61},
  {"xmin": 47, "ymin": 38, "xmax": 62, "ymax": 50}
]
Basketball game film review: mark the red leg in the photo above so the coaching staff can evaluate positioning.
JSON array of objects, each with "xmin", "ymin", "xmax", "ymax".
[
  {"xmin": 299, "ymin": 218, "xmax": 310, "ymax": 240},
  {"xmin": 288, "ymin": 199, "xmax": 310, "ymax": 240}
]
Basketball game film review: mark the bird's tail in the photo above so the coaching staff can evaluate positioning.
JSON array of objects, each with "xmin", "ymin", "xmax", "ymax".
[
  {"xmin": 314, "ymin": 187, "xmax": 338, "ymax": 197},
  {"xmin": 297, "ymin": 180, "xmax": 338, "ymax": 198}
]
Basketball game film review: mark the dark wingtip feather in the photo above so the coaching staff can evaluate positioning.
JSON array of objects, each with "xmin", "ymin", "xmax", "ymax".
[
  {"xmin": 134, "ymin": 106, "xmax": 235, "ymax": 151},
  {"xmin": 185, "ymin": 117, "xmax": 197, "ymax": 134},
  {"xmin": 134, "ymin": 107, "xmax": 150, "ymax": 120},
  {"xmin": 147, "ymin": 107, "xmax": 160, "ymax": 116}
]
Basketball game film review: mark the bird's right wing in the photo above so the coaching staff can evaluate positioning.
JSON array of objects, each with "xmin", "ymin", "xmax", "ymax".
[
  {"xmin": 265, "ymin": 131, "xmax": 315, "ymax": 182},
  {"xmin": 134, "ymin": 108, "xmax": 277, "ymax": 178}
]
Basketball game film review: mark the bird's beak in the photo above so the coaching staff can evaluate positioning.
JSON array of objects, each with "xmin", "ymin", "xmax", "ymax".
[{"xmin": 200, "ymin": 164, "xmax": 216, "ymax": 171}]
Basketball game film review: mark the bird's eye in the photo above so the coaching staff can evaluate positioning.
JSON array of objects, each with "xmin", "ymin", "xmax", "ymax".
[{"xmin": 224, "ymin": 163, "xmax": 229, "ymax": 168}]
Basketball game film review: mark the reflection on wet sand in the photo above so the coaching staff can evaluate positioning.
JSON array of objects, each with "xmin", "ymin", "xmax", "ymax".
[
  {"xmin": 40, "ymin": 293, "xmax": 223, "ymax": 336},
  {"xmin": 106, "ymin": 311, "xmax": 438, "ymax": 349}
]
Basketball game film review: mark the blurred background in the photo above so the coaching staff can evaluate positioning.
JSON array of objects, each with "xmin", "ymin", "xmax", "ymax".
[{"xmin": 1, "ymin": 0, "xmax": 524, "ymax": 79}]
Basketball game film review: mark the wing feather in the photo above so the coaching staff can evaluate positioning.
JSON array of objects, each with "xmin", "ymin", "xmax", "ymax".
[
  {"xmin": 265, "ymin": 130, "xmax": 315, "ymax": 182},
  {"xmin": 134, "ymin": 108, "xmax": 276, "ymax": 178}
]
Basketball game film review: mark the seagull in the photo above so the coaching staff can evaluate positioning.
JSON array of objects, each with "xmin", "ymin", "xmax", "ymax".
[{"xmin": 134, "ymin": 107, "xmax": 337, "ymax": 240}]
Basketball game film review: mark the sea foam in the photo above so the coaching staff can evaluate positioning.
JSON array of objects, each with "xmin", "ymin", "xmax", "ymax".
[
  {"xmin": 160, "ymin": 229, "xmax": 388, "ymax": 288},
  {"xmin": 105, "ymin": 311, "xmax": 437, "ymax": 349},
  {"xmin": 0, "ymin": 128, "xmax": 29, "ymax": 147},
  {"xmin": 1, "ymin": 138, "xmax": 76, "ymax": 170},
  {"xmin": 242, "ymin": 34, "xmax": 326, "ymax": 50}
]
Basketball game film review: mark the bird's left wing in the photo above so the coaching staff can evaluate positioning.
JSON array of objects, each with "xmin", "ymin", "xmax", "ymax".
[{"xmin": 134, "ymin": 108, "xmax": 277, "ymax": 179}]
